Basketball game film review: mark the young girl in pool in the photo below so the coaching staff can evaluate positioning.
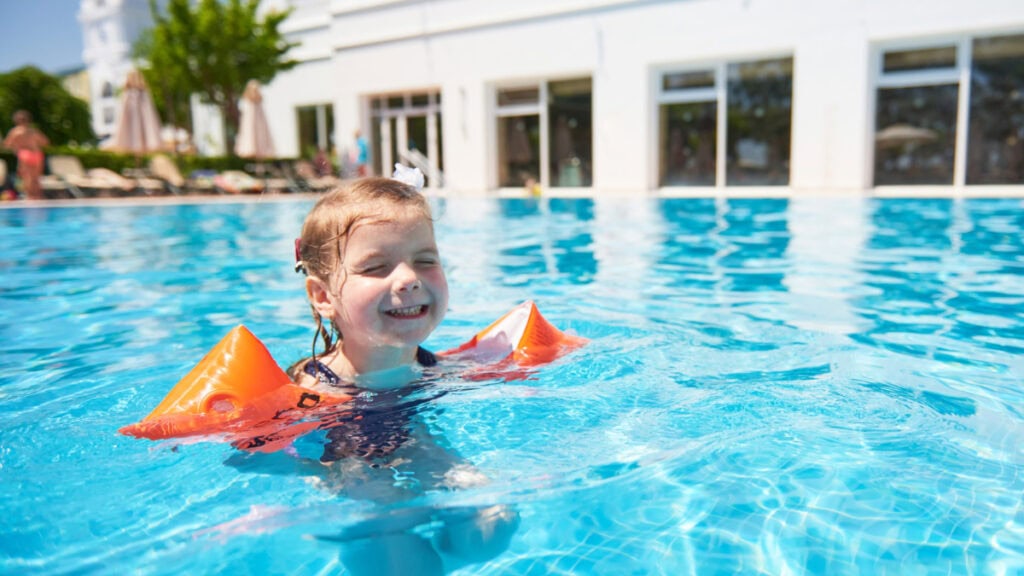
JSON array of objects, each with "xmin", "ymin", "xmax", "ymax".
[{"xmin": 290, "ymin": 171, "xmax": 517, "ymax": 575}]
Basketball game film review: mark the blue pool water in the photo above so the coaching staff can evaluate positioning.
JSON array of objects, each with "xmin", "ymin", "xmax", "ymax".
[{"xmin": 2, "ymin": 196, "xmax": 1023, "ymax": 574}]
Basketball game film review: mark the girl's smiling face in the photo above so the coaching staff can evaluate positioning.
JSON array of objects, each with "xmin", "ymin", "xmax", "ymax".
[{"xmin": 313, "ymin": 207, "xmax": 448, "ymax": 368}]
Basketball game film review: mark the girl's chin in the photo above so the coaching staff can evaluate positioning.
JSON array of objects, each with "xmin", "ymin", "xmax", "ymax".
[{"xmin": 374, "ymin": 328, "xmax": 434, "ymax": 349}]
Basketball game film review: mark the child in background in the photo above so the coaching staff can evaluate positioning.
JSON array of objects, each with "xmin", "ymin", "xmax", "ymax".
[{"xmin": 291, "ymin": 173, "xmax": 517, "ymax": 575}]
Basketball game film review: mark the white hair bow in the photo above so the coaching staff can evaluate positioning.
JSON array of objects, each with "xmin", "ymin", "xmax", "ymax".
[{"xmin": 392, "ymin": 164, "xmax": 425, "ymax": 191}]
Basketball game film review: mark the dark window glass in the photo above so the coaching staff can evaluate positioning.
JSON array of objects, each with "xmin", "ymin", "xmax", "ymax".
[
  {"xmin": 387, "ymin": 96, "xmax": 404, "ymax": 110},
  {"xmin": 874, "ymin": 85, "xmax": 959, "ymax": 185},
  {"xmin": 659, "ymin": 101, "xmax": 717, "ymax": 186},
  {"xmin": 883, "ymin": 46, "xmax": 957, "ymax": 73},
  {"xmin": 372, "ymin": 117, "xmax": 400, "ymax": 178},
  {"xmin": 437, "ymin": 113, "xmax": 444, "ymax": 178},
  {"xmin": 296, "ymin": 105, "xmax": 333, "ymax": 159},
  {"xmin": 372, "ymin": 117, "xmax": 383, "ymax": 177},
  {"xmin": 498, "ymin": 115, "xmax": 540, "ymax": 187},
  {"xmin": 663, "ymin": 70, "xmax": 715, "ymax": 91},
  {"xmin": 296, "ymin": 106, "xmax": 318, "ymax": 159},
  {"xmin": 726, "ymin": 58, "xmax": 793, "ymax": 186},
  {"xmin": 411, "ymin": 93, "xmax": 430, "ymax": 108},
  {"xmin": 967, "ymin": 34, "xmax": 1024, "ymax": 184},
  {"xmin": 405, "ymin": 115, "xmax": 429, "ymax": 185},
  {"xmin": 406, "ymin": 116, "xmax": 426, "ymax": 154},
  {"xmin": 548, "ymin": 78, "xmax": 592, "ymax": 187},
  {"xmin": 325, "ymin": 105, "xmax": 335, "ymax": 152},
  {"xmin": 498, "ymin": 87, "xmax": 539, "ymax": 107}
]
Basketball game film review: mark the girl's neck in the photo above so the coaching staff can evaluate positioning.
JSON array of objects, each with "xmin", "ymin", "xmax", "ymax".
[{"xmin": 326, "ymin": 342, "xmax": 420, "ymax": 388}]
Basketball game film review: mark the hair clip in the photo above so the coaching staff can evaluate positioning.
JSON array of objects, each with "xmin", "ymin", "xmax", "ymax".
[
  {"xmin": 392, "ymin": 164, "xmax": 425, "ymax": 191},
  {"xmin": 294, "ymin": 238, "xmax": 306, "ymax": 274}
]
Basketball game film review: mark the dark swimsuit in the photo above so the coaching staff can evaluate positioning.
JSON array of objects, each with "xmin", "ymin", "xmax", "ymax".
[{"xmin": 303, "ymin": 348, "xmax": 440, "ymax": 463}]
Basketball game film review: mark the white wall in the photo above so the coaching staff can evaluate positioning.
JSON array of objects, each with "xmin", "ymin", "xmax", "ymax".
[
  {"xmin": 260, "ymin": 57, "xmax": 335, "ymax": 159},
  {"xmin": 260, "ymin": 0, "xmax": 1024, "ymax": 193}
]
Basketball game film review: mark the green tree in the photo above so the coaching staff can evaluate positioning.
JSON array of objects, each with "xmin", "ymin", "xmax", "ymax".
[
  {"xmin": 135, "ymin": 0, "xmax": 298, "ymax": 155},
  {"xmin": 0, "ymin": 66, "xmax": 96, "ymax": 146}
]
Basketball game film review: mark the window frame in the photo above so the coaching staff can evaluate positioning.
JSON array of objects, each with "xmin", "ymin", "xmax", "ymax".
[
  {"xmin": 494, "ymin": 84, "xmax": 547, "ymax": 186},
  {"xmin": 653, "ymin": 54, "xmax": 793, "ymax": 190},
  {"xmin": 871, "ymin": 37, "xmax": 975, "ymax": 186}
]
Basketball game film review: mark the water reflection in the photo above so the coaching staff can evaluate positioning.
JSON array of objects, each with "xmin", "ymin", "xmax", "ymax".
[
  {"xmin": 494, "ymin": 198, "xmax": 597, "ymax": 286},
  {"xmin": 654, "ymin": 198, "xmax": 790, "ymax": 293},
  {"xmin": 854, "ymin": 198, "xmax": 1024, "ymax": 374}
]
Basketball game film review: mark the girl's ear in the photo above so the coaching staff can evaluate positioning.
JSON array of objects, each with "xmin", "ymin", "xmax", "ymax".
[{"xmin": 306, "ymin": 277, "xmax": 336, "ymax": 319}]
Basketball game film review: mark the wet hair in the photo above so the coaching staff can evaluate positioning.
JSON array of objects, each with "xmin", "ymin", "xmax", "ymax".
[{"xmin": 290, "ymin": 177, "xmax": 434, "ymax": 378}]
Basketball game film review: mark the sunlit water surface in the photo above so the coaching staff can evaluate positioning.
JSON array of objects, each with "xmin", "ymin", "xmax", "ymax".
[{"xmin": 2, "ymin": 197, "xmax": 1023, "ymax": 574}]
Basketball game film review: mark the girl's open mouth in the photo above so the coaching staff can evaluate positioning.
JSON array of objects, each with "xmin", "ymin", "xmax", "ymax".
[{"xmin": 386, "ymin": 305, "xmax": 427, "ymax": 318}]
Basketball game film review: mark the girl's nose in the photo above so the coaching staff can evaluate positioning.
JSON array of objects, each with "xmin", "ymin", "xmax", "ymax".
[{"xmin": 393, "ymin": 263, "xmax": 421, "ymax": 291}]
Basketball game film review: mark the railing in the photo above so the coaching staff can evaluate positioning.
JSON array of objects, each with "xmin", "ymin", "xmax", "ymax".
[{"xmin": 398, "ymin": 148, "xmax": 444, "ymax": 188}]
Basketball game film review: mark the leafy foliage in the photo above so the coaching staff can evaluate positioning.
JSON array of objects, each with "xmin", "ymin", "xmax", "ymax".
[
  {"xmin": 0, "ymin": 67, "xmax": 96, "ymax": 146},
  {"xmin": 135, "ymin": 0, "xmax": 298, "ymax": 155}
]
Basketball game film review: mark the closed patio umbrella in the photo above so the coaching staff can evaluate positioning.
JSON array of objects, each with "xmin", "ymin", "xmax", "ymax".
[
  {"xmin": 235, "ymin": 80, "xmax": 276, "ymax": 159},
  {"xmin": 105, "ymin": 69, "xmax": 163, "ymax": 155}
]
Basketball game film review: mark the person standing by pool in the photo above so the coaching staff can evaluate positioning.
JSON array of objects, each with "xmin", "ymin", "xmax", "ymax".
[
  {"xmin": 291, "ymin": 172, "xmax": 518, "ymax": 575},
  {"xmin": 3, "ymin": 110, "xmax": 50, "ymax": 200},
  {"xmin": 352, "ymin": 129, "xmax": 369, "ymax": 176}
]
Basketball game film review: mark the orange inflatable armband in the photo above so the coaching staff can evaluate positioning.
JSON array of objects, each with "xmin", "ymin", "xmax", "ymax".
[
  {"xmin": 118, "ymin": 326, "xmax": 351, "ymax": 450},
  {"xmin": 120, "ymin": 302, "xmax": 585, "ymax": 451},
  {"xmin": 441, "ymin": 300, "xmax": 587, "ymax": 366}
]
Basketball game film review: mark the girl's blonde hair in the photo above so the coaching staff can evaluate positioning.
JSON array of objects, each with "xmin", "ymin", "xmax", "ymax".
[{"xmin": 291, "ymin": 177, "xmax": 434, "ymax": 376}]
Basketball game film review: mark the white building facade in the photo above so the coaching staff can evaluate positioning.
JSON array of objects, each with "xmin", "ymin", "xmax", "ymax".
[
  {"xmin": 77, "ymin": 0, "xmax": 164, "ymax": 140},
  {"xmin": 247, "ymin": 0, "xmax": 1024, "ymax": 194}
]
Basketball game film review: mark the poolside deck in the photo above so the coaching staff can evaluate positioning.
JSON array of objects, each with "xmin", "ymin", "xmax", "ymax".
[{"xmin": 4, "ymin": 184, "xmax": 1022, "ymax": 209}]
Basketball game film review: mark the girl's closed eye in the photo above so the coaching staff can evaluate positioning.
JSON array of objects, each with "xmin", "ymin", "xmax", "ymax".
[
  {"xmin": 352, "ymin": 262, "xmax": 389, "ymax": 276},
  {"xmin": 415, "ymin": 255, "xmax": 440, "ymax": 267}
]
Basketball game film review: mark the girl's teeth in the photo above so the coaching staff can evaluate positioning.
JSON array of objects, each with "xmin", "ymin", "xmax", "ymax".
[{"xmin": 389, "ymin": 305, "xmax": 424, "ymax": 317}]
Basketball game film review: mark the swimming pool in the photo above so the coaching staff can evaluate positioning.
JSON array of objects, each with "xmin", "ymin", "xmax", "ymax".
[{"xmin": 2, "ymin": 196, "xmax": 1022, "ymax": 574}]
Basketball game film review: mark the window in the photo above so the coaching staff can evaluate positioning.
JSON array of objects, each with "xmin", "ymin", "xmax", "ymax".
[
  {"xmin": 296, "ymin": 103, "xmax": 334, "ymax": 160},
  {"xmin": 874, "ymin": 33, "xmax": 1024, "ymax": 186},
  {"xmin": 660, "ymin": 100, "xmax": 717, "ymax": 186},
  {"xmin": 657, "ymin": 57, "xmax": 793, "ymax": 187},
  {"xmin": 968, "ymin": 34, "xmax": 1024, "ymax": 185},
  {"xmin": 726, "ymin": 59, "xmax": 793, "ymax": 186},
  {"xmin": 497, "ymin": 114, "xmax": 541, "ymax": 187},
  {"xmin": 496, "ymin": 85, "xmax": 541, "ymax": 187},
  {"xmin": 495, "ymin": 78, "xmax": 592, "ymax": 188},
  {"xmin": 874, "ymin": 45, "xmax": 959, "ymax": 185},
  {"xmin": 101, "ymin": 81, "xmax": 113, "ymax": 98},
  {"xmin": 369, "ymin": 92, "xmax": 443, "ymax": 185}
]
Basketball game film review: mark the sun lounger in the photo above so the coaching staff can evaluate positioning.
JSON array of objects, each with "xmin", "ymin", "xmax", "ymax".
[
  {"xmin": 120, "ymin": 167, "xmax": 168, "ymax": 196},
  {"xmin": 213, "ymin": 170, "xmax": 264, "ymax": 194},
  {"xmin": 40, "ymin": 156, "xmax": 85, "ymax": 198},
  {"xmin": 293, "ymin": 160, "xmax": 343, "ymax": 192},
  {"xmin": 44, "ymin": 155, "xmax": 151, "ymax": 197},
  {"xmin": 149, "ymin": 154, "xmax": 214, "ymax": 195},
  {"xmin": 246, "ymin": 161, "xmax": 302, "ymax": 194},
  {"xmin": 84, "ymin": 168, "xmax": 141, "ymax": 196}
]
